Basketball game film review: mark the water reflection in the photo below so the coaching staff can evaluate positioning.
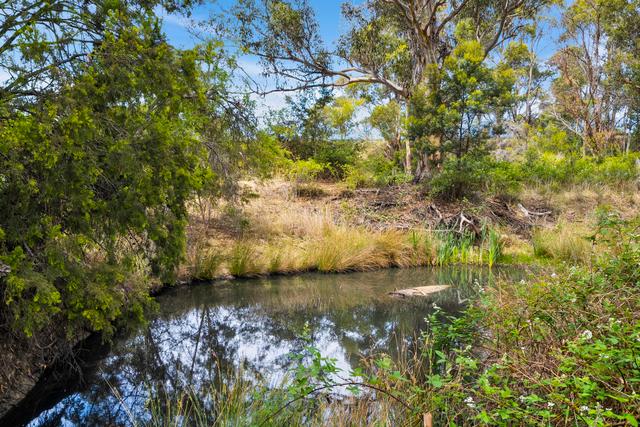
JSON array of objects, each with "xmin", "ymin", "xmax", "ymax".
[{"xmin": 20, "ymin": 266, "xmax": 515, "ymax": 426}]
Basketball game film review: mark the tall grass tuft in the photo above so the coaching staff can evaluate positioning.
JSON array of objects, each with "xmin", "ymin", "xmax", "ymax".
[
  {"xmin": 532, "ymin": 222, "xmax": 591, "ymax": 263},
  {"xmin": 190, "ymin": 247, "xmax": 224, "ymax": 280},
  {"xmin": 228, "ymin": 242, "xmax": 263, "ymax": 277},
  {"xmin": 487, "ymin": 229, "xmax": 504, "ymax": 268},
  {"xmin": 436, "ymin": 232, "xmax": 457, "ymax": 266}
]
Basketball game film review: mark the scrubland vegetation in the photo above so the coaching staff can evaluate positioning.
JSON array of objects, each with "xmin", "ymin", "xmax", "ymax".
[
  {"xmin": 132, "ymin": 213, "xmax": 640, "ymax": 427},
  {"xmin": 1, "ymin": 0, "xmax": 640, "ymax": 424}
]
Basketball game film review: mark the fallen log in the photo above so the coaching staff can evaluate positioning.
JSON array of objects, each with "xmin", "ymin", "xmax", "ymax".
[
  {"xmin": 389, "ymin": 285, "xmax": 450, "ymax": 298},
  {"xmin": 517, "ymin": 203, "xmax": 551, "ymax": 217}
]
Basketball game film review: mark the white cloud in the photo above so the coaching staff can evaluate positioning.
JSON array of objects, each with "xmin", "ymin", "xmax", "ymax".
[
  {"xmin": 0, "ymin": 67, "xmax": 13, "ymax": 85},
  {"xmin": 161, "ymin": 12, "xmax": 191, "ymax": 28},
  {"xmin": 251, "ymin": 91, "xmax": 289, "ymax": 120}
]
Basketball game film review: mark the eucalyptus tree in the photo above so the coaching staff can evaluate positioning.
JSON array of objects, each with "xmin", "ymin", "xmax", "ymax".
[
  {"xmin": 550, "ymin": 0, "xmax": 639, "ymax": 156},
  {"xmin": 602, "ymin": 0, "xmax": 640, "ymax": 151},
  {"xmin": 227, "ymin": 0, "xmax": 555, "ymax": 179}
]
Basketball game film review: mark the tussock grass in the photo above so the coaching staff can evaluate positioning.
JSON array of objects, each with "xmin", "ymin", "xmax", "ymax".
[
  {"xmin": 189, "ymin": 246, "xmax": 224, "ymax": 280},
  {"xmin": 183, "ymin": 194, "xmax": 511, "ymax": 280},
  {"xmin": 228, "ymin": 242, "xmax": 263, "ymax": 277},
  {"xmin": 184, "ymin": 221, "xmax": 508, "ymax": 279},
  {"xmin": 261, "ymin": 238, "xmax": 312, "ymax": 274},
  {"xmin": 306, "ymin": 227, "xmax": 412, "ymax": 272},
  {"xmin": 532, "ymin": 221, "xmax": 592, "ymax": 263}
]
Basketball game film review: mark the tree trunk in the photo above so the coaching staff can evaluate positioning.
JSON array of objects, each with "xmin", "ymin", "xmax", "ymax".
[{"xmin": 402, "ymin": 101, "xmax": 412, "ymax": 175}]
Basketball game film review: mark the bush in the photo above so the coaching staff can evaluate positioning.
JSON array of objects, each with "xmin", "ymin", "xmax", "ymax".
[
  {"xmin": 430, "ymin": 153, "xmax": 522, "ymax": 200},
  {"xmin": 312, "ymin": 139, "xmax": 360, "ymax": 178},
  {"xmin": 343, "ymin": 150, "xmax": 410, "ymax": 189},
  {"xmin": 285, "ymin": 158, "xmax": 328, "ymax": 183},
  {"xmin": 522, "ymin": 151, "xmax": 640, "ymax": 186}
]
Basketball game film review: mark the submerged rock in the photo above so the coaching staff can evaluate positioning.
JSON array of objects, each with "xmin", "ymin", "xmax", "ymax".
[{"xmin": 388, "ymin": 285, "xmax": 450, "ymax": 298}]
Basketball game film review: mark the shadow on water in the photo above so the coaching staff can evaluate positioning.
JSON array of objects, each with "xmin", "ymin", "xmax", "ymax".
[{"xmin": 8, "ymin": 266, "xmax": 522, "ymax": 426}]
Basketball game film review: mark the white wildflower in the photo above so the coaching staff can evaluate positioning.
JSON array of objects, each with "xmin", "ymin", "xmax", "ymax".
[
  {"xmin": 464, "ymin": 396, "xmax": 476, "ymax": 408},
  {"xmin": 579, "ymin": 405, "xmax": 589, "ymax": 413},
  {"xmin": 551, "ymin": 272, "xmax": 557, "ymax": 278},
  {"xmin": 581, "ymin": 330, "xmax": 593, "ymax": 340},
  {"xmin": 547, "ymin": 402, "xmax": 555, "ymax": 408}
]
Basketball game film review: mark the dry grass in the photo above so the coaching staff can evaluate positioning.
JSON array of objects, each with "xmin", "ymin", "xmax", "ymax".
[
  {"xmin": 181, "ymin": 179, "xmax": 640, "ymax": 280},
  {"xmin": 531, "ymin": 221, "xmax": 593, "ymax": 263},
  {"xmin": 305, "ymin": 227, "xmax": 416, "ymax": 272},
  {"xmin": 523, "ymin": 182, "xmax": 640, "ymax": 221},
  {"xmin": 184, "ymin": 202, "xmax": 439, "ymax": 279}
]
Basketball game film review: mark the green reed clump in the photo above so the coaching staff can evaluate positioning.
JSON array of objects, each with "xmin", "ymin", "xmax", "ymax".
[
  {"xmin": 532, "ymin": 222, "xmax": 591, "ymax": 263},
  {"xmin": 436, "ymin": 232, "xmax": 457, "ymax": 266},
  {"xmin": 228, "ymin": 242, "xmax": 262, "ymax": 277},
  {"xmin": 190, "ymin": 247, "xmax": 225, "ymax": 280}
]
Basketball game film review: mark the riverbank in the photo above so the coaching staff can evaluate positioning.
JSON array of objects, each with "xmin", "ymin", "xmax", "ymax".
[
  {"xmin": 180, "ymin": 179, "xmax": 640, "ymax": 281},
  {"xmin": 2, "ymin": 179, "xmax": 638, "ymax": 421},
  {"xmin": 140, "ymin": 211, "xmax": 640, "ymax": 426}
]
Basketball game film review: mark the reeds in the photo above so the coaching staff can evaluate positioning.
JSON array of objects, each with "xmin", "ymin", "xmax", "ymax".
[
  {"xmin": 532, "ymin": 222, "xmax": 591, "ymax": 263},
  {"xmin": 184, "ymin": 204, "xmax": 508, "ymax": 280}
]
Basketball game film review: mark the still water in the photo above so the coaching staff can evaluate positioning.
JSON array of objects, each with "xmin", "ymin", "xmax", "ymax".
[{"xmin": 16, "ymin": 267, "xmax": 513, "ymax": 426}]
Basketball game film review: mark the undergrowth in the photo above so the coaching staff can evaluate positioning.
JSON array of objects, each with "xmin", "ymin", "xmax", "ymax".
[{"xmin": 147, "ymin": 212, "xmax": 640, "ymax": 426}]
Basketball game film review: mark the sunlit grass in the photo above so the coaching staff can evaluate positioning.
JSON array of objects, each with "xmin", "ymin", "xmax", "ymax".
[{"xmin": 532, "ymin": 221, "xmax": 592, "ymax": 263}]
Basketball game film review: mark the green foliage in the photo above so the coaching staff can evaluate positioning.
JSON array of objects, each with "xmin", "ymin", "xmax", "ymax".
[
  {"xmin": 285, "ymin": 158, "xmax": 329, "ymax": 183},
  {"xmin": 1, "ymin": 14, "xmax": 208, "ymax": 337},
  {"xmin": 0, "ymin": 5, "xmax": 259, "ymax": 340},
  {"xmin": 312, "ymin": 138, "xmax": 360, "ymax": 178},
  {"xmin": 409, "ymin": 39, "xmax": 516, "ymax": 167},
  {"xmin": 344, "ymin": 146, "xmax": 410, "ymax": 189},
  {"xmin": 268, "ymin": 90, "xmax": 361, "ymax": 178},
  {"xmin": 322, "ymin": 97, "xmax": 364, "ymax": 139},
  {"xmin": 522, "ymin": 151, "xmax": 640, "ymax": 186},
  {"xmin": 429, "ymin": 153, "xmax": 522, "ymax": 200},
  {"xmin": 370, "ymin": 101, "xmax": 403, "ymax": 145}
]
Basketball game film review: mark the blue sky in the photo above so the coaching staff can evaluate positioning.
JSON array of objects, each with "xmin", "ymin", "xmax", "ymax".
[
  {"xmin": 159, "ymin": 1, "xmax": 564, "ymax": 117},
  {"xmin": 161, "ymin": 0, "xmax": 348, "ymax": 48},
  {"xmin": 159, "ymin": 0, "xmax": 361, "ymax": 116}
]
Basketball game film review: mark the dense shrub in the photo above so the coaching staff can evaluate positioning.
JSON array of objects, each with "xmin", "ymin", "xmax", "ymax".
[
  {"xmin": 344, "ymin": 150, "xmax": 410, "ymax": 189},
  {"xmin": 285, "ymin": 159, "xmax": 328, "ymax": 183},
  {"xmin": 312, "ymin": 139, "xmax": 360, "ymax": 178},
  {"xmin": 0, "ymin": 21, "xmax": 217, "ymax": 338},
  {"xmin": 429, "ymin": 153, "xmax": 522, "ymax": 200},
  {"xmin": 522, "ymin": 151, "xmax": 640, "ymax": 186}
]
